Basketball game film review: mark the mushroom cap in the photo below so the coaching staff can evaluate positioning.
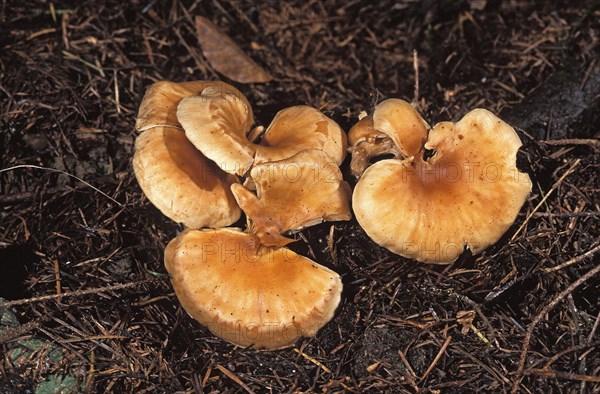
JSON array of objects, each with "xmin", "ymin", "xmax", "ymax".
[
  {"xmin": 347, "ymin": 115, "xmax": 387, "ymax": 146},
  {"xmin": 230, "ymin": 149, "xmax": 352, "ymax": 247},
  {"xmin": 353, "ymin": 108, "xmax": 532, "ymax": 263},
  {"xmin": 347, "ymin": 115, "xmax": 401, "ymax": 177},
  {"xmin": 177, "ymin": 87, "xmax": 255, "ymax": 176},
  {"xmin": 164, "ymin": 228, "xmax": 343, "ymax": 349},
  {"xmin": 136, "ymin": 80, "xmax": 251, "ymax": 132},
  {"xmin": 255, "ymin": 106, "xmax": 347, "ymax": 166},
  {"xmin": 177, "ymin": 99, "xmax": 345, "ymax": 177},
  {"xmin": 132, "ymin": 127, "xmax": 241, "ymax": 228},
  {"xmin": 372, "ymin": 98, "xmax": 429, "ymax": 157}
]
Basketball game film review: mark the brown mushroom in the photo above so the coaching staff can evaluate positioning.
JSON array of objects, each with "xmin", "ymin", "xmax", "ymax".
[
  {"xmin": 133, "ymin": 127, "xmax": 241, "ymax": 228},
  {"xmin": 348, "ymin": 115, "xmax": 400, "ymax": 177},
  {"xmin": 254, "ymin": 106, "xmax": 347, "ymax": 166},
  {"xmin": 352, "ymin": 101, "xmax": 532, "ymax": 263},
  {"xmin": 177, "ymin": 86, "xmax": 256, "ymax": 176},
  {"xmin": 134, "ymin": 79, "xmax": 347, "ymax": 349},
  {"xmin": 230, "ymin": 149, "xmax": 352, "ymax": 247},
  {"xmin": 133, "ymin": 80, "xmax": 244, "ymax": 228},
  {"xmin": 165, "ymin": 228, "xmax": 343, "ymax": 349},
  {"xmin": 136, "ymin": 80, "xmax": 251, "ymax": 132},
  {"xmin": 372, "ymin": 98, "xmax": 428, "ymax": 157},
  {"xmin": 176, "ymin": 102, "xmax": 347, "ymax": 177}
]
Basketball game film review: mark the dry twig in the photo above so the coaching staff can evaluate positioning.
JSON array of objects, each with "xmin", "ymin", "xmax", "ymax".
[{"xmin": 511, "ymin": 263, "xmax": 600, "ymax": 392}]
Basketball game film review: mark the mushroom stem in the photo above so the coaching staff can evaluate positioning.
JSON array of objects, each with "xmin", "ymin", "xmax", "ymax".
[
  {"xmin": 231, "ymin": 183, "xmax": 295, "ymax": 247},
  {"xmin": 247, "ymin": 125, "xmax": 265, "ymax": 143}
]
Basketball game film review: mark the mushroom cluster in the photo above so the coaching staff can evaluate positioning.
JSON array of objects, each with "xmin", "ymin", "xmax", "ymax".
[
  {"xmin": 133, "ymin": 80, "xmax": 350, "ymax": 349},
  {"xmin": 349, "ymin": 99, "xmax": 532, "ymax": 263}
]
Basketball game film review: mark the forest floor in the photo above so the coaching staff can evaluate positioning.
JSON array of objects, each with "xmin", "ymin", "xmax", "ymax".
[{"xmin": 1, "ymin": 1, "xmax": 599, "ymax": 392}]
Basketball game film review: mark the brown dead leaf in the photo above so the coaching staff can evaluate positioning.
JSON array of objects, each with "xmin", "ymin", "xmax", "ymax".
[{"xmin": 195, "ymin": 16, "xmax": 273, "ymax": 84}]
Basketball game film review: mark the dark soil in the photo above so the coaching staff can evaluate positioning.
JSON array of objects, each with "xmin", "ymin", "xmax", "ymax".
[{"xmin": 1, "ymin": 1, "xmax": 599, "ymax": 393}]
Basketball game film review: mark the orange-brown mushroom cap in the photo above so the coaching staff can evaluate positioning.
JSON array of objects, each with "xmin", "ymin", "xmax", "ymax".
[
  {"xmin": 372, "ymin": 98, "xmax": 429, "ymax": 157},
  {"xmin": 177, "ymin": 103, "xmax": 347, "ymax": 178},
  {"xmin": 255, "ymin": 106, "xmax": 348, "ymax": 166},
  {"xmin": 347, "ymin": 100, "xmax": 428, "ymax": 177},
  {"xmin": 177, "ymin": 87, "xmax": 256, "ymax": 177},
  {"xmin": 132, "ymin": 127, "xmax": 241, "ymax": 228},
  {"xmin": 353, "ymin": 108, "xmax": 532, "ymax": 263},
  {"xmin": 230, "ymin": 149, "xmax": 352, "ymax": 247},
  {"xmin": 164, "ymin": 228, "xmax": 343, "ymax": 349},
  {"xmin": 136, "ymin": 80, "xmax": 251, "ymax": 132}
]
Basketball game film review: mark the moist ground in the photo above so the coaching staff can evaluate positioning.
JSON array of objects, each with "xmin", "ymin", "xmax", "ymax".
[{"xmin": 1, "ymin": 1, "xmax": 599, "ymax": 392}]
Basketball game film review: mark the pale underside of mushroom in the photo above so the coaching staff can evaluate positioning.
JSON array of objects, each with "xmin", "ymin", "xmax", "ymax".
[
  {"xmin": 164, "ymin": 228, "xmax": 343, "ymax": 350},
  {"xmin": 133, "ymin": 127, "xmax": 241, "ymax": 229},
  {"xmin": 136, "ymin": 80, "xmax": 251, "ymax": 132},
  {"xmin": 352, "ymin": 103, "xmax": 532, "ymax": 263},
  {"xmin": 230, "ymin": 149, "xmax": 352, "ymax": 247}
]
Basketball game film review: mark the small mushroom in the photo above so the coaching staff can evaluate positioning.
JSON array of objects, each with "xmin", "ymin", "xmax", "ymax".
[
  {"xmin": 177, "ymin": 102, "xmax": 347, "ymax": 177},
  {"xmin": 352, "ymin": 101, "xmax": 532, "ymax": 263},
  {"xmin": 136, "ymin": 80, "xmax": 251, "ymax": 132},
  {"xmin": 348, "ymin": 99, "xmax": 430, "ymax": 178},
  {"xmin": 348, "ymin": 115, "xmax": 399, "ymax": 177},
  {"xmin": 133, "ymin": 127, "xmax": 241, "ymax": 228},
  {"xmin": 164, "ymin": 228, "xmax": 343, "ymax": 349},
  {"xmin": 230, "ymin": 149, "xmax": 352, "ymax": 247}
]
